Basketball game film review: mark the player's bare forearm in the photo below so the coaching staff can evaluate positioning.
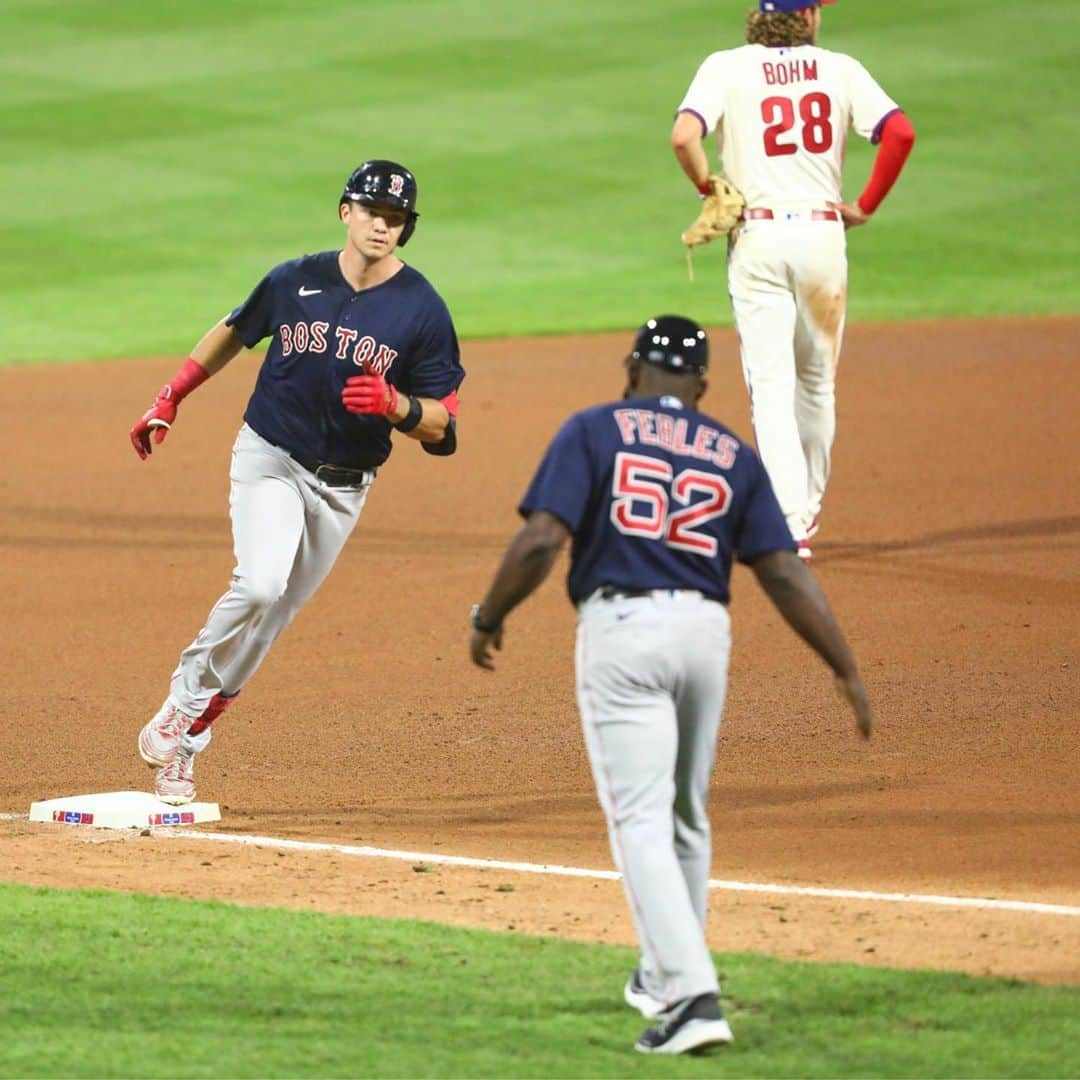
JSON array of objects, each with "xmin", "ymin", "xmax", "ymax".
[
  {"xmin": 190, "ymin": 319, "xmax": 245, "ymax": 375},
  {"xmin": 470, "ymin": 511, "xmax": 569, "ymax": 669},
  {"xmin": 671, "ymin": 111, "xmax": 711, "ymax": 190},
  {"xmin": 389, "ymin": 396, "xmax": 450, "ymax": 443},
  {"xmin": 751, "ymin": 550, "xmax": 856, "ymax": 676}
]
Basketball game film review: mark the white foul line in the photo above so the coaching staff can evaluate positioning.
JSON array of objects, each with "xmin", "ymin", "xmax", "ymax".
[
  {"xmin": 5, "ymin": 810, "xmax": 1076, "ymax": 917},
  {"xmin": 162, "ymin": 829, "xmax": 1080, "ymax": 918}
]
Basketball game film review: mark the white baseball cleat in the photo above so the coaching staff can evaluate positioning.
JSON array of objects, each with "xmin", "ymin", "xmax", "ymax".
[
  {"xmin": 138, "ymin": 699, "xmax": 195, "ymax": 768},
  {"xmin": 624, "ymin": 969, "xmax": 665, "ymax": 1019},
  {"xmin": 797, "ymin": 538, "xmax": 813, "ymax": 562},
  {"xmin": 155, "ymin": 751, "xmax": 196, "ymax": 805}
]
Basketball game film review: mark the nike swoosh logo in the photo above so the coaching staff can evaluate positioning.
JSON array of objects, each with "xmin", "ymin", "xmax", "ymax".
[{"xmin": 298, "ymin": 286, "xmax": 322, "ymax": 297}]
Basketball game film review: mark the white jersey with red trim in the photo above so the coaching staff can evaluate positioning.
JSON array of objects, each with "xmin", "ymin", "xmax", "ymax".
[{"xmin": 678, "ymin": 44, "xmax": 898, "ymax": 209}]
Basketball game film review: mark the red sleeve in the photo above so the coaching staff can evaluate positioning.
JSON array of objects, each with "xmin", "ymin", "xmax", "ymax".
[
  {"xmin": 857, "ymin": 110, "xmax": 916, "ymax": 215},
  {"xmin": 439, "ymin": 389, "xmax": 460, "ymax": 418},
  {"xmin": 165, "ymin": 356, "xmax": 211, "ymax": 402}
]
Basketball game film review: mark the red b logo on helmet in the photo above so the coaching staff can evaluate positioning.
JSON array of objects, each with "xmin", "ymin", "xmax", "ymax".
[{"xmin": 389, "ymin": 174, "xmax": 405, "ymax": 198}]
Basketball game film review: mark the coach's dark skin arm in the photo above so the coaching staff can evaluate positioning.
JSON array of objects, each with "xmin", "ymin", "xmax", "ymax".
[
  {"xmin": 750, "ymin": 549, "xmax": 873, "ymax": 738},
  {"xmin": 469, "ymin": 511, "xmax": 571, "ymax": 671}
]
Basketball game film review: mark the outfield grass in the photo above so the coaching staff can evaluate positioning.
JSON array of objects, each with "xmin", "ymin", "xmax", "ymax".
[
  {"xmin": 1, "ymin": 0, "xmax": 1077, "ymax": 364},
  {"xmin": 0, "ymin": 883, "xmax": 1076, "ymax": 1079}
]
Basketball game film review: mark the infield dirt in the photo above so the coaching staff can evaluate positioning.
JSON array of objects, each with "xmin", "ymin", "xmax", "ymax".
[{"xmin": 2, "ymin": 317, "xmax": 1077, "ymax": 983}]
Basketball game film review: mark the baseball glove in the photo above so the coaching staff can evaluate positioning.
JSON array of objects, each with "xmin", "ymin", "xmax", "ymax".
[{"xmin": 681, "ymin": 175, "xmax": 746, "ymax": 247}]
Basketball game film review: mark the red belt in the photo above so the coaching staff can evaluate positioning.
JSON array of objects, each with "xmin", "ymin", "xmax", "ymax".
[{"xmin": 744, "ymin": 208, "xmax": 839, "ymax": 221}]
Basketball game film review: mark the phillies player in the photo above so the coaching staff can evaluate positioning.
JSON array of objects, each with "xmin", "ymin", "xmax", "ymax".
[
  {"xmin": 672, "ymin": 0, "xmax": 916, "ymax": 557},
  {"xmin": 129, "ymin": 160, "xmax": 464, "ymax": 805},
  {"xmin": 468, "ymin": 315, "xmax": 871, "ymax": 1054}
]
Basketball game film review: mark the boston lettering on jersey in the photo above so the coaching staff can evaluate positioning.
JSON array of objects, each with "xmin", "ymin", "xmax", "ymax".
[
  {"xmin": 519, "ymin": 395, "xmax": 795, "ymax": 606},
  {"xmin": 226, "ymin": 250, "xmax": 464, "ymax": 471},
  {"xmin": 277, "ymin": 321, "xmax": 399, "ymax": 373}
]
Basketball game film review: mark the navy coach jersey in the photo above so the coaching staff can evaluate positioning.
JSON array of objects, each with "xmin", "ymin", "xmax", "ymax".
[
  {"xmin": 227, "ymin": 251, "xmax": 465, "ymax": 470},
  {"xmin": 519, "ymin": 394, "xmax": 795, "ymax": 605}
]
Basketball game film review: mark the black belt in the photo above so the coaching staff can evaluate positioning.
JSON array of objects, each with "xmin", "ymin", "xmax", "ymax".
[
  {"xmin": 599, "ymin": 586, "xmax": 653, "ymax": 600},
  {"xmin": 288, "ymin": 452, "xmax": 375, "ymax": 488},
  {"xmin": 598, "ymin": 585, "xmax": 728, "ymax": 606}
]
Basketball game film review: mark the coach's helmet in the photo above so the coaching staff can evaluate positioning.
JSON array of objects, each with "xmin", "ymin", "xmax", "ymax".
[
  {"xmin": 340, "ymin": 160, "xmax": 419, "ymax": 245},
  {"xmin": 631, "ymin": 315, "xmax": 709, "ymax": 374}
]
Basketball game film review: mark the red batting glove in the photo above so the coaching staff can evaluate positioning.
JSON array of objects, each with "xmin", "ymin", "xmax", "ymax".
[
  {"xmin": 129, "ymin": 357, "xmax": 209, "ymax": 460},
  {"xmin": 342, "ymin": 369, "xmax": 399, "ymax": 416},
  {"xmin": 130, "ymin": 388, "xmax": 179, "ymax": 460}
]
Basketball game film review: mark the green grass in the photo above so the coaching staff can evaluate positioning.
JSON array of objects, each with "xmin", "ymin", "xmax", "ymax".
[
  {"xmin": 0, "ymin": 0, "xmax": 1077, "ymax": 364},
  {"xmin": 0, "ymin": 883, "xmax": 1076, "ymax": 1078}
]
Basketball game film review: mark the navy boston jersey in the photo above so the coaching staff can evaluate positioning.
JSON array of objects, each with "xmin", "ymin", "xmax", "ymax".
[
  {"xmin": 519, "ymin": 395, "xmax": 795, "ymax": 605},
  {"xmin": 227, "ymin": 251, "xmax": 464, "ymax": 470}
]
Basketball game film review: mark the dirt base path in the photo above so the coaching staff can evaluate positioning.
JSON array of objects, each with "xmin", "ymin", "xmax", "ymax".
[{"xmin": 2, "ymin": 316, "xmax": 1077, "ymax": 984}]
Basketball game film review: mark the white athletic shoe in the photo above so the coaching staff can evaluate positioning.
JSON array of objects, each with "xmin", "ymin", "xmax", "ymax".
[
  {"xmin": 155, "ymin": 751, "xmax": 195, "ymax": 805},
  {"xmin": 635, "ymin": 993, "xmax": 734, "ymax": 1055},
  {"xmin": 797, "ymin": 538, "xmax": 813, "ymax": 562},
  {"xmin": 138, "ymin": 699, "xmax": 195, "ymax": 768},
  {"xmin": 624, "ymin": 969, "xmax": 665, "ymax": 1019}
]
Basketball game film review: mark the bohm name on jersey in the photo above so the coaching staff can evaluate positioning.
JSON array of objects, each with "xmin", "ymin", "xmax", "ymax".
[{"xmin": 762, "ymin": 58, "xmax": 819, "ymax": 86}]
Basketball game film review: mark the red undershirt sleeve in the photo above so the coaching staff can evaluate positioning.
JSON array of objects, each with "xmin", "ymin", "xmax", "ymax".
[
  {"xmin": 857, "ymin": 110, "xmax": 916, "ymax": 215},
  {"xmin": 439, "ymin": 389, "xmax": 460, "ymax": 418}
]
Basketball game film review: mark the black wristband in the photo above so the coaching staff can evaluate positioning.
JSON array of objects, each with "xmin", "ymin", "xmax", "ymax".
[
  {"xmin": 470, "ymin": 603, "xmax": 501, "ymax": 634},
  {"xmin": 393, "ymin": 395, "xmax": 423, "ymax": 433}
]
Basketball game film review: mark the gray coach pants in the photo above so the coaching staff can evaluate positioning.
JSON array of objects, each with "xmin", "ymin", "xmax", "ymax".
[{"xmin": 576, "ymin": 588, "xmax": 732, "ymax": 1007}]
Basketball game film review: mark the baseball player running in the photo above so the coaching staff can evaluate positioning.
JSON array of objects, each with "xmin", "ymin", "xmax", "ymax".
[
  {"xmin": 672, "ymin": 0, "xmax": 916, "ymax": 557},
  {"xmin": 468, "ymin": 315, "xmax": 871, "ymax": 1055},
  {"xmin": 130, "ymin": 160, "xmax": 464, "ymax": 805}
]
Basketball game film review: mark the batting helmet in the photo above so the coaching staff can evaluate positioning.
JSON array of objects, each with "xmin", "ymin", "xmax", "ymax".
[
  {"xmin": 631, "ymin": 315, "xmax": 709, "ymax": 374},
  {"xmin": 340, "ymin": 160, "xmax": 420, "ymax": 245}
]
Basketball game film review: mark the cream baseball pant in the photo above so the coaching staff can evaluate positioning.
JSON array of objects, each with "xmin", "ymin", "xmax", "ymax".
[
  {"xmin": 576, "ymin": 587, "xmax": 732, "ymax": 1007},
  {"xmin": 169, "ymin": 423, "xmax": 373, "ymax": 737},
  {"xmin": 727, "ymin": 214, "xmax": 848, "ymax": 540}
]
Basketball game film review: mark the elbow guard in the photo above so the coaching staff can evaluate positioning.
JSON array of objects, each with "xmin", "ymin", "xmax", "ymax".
[{"xmin": 422, "ymin": 417, "xmax": 457, "ymax": 457}]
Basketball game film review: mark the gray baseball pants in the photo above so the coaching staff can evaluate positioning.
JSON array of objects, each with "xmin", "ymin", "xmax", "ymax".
[
  {"xmin": 169, "ymin": 423, "xmax": 373, "ymax": 721},
  {"xmin": 575, "ymin": 588, "xmax": 732, "ymax": 1007}
]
